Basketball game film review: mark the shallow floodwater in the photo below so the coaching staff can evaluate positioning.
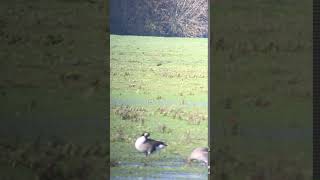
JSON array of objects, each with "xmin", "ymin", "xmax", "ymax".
[
  {"xmin": 111, "ymin": 158, "xmax": 208, "ymax": 180},
  {"xmin": 112, "ymin": 173, "xmax": 206, "ymax": 180},
  {"xmin": 110, "ymin": 96, "xmax": 208, "ymax": 179}
]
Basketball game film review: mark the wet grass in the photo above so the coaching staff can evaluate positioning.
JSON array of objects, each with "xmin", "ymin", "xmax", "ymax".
[
  {"xmin": 110, "ymin": 35, "xmax": 208, "ymax": 178},
  {"xmin": 0, "ymin": 0, "xmax": 312, "ymax": 179},
  {"xmin": 0, "ymin": 138, "xmax": 108, "ymax": 180},
  {"xmin": 0, "ymin": 0, "xmax": 108, "ymax": 179},
  {"xmin": 111, "ymin": 165, "xmax": 207, "ymax": 179},
  {"xmin": 211, "ymin": 0, "xmax": 312, "ymax": 179}
]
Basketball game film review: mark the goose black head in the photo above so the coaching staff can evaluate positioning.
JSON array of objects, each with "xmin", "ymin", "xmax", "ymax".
[{"xmin": 142, "ymin": 132, "xmax": 150, "ymax": 138}]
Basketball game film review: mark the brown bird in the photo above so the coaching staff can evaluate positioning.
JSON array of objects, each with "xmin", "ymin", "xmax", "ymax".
[{"xmin": 187, "ymin": 147, "xmax": 208, "ymax": 165}]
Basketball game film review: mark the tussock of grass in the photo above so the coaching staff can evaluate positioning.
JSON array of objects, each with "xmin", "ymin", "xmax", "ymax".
[
  {"xmin": 0, "ymin": 138, "xmax": 108, "ymax": 180},
  {"xmin": 211, "ymin": 0, "xmax": 312, "ymax": 179},
  {"xmin": 157, "ymin": 106, "xmax": 207, "ymax": 125}
]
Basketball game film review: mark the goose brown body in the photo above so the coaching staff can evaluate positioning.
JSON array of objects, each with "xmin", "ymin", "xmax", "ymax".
[
  {"xmin": 188, "ymin": 147, "xmax": 208, "ymax": 164},
  {"xmin": 135, "ymin": 132, "xmax": 167, "ymax": 156}
]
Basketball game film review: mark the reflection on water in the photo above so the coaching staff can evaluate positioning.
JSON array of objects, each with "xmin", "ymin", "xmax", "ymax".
[
  {"xmin": 111, "ymin": 158, "xmax": 208, "ymax": 180},
  {"xmin": 112, "ymin": 172, "xmax": 206, "ymax": 180}
]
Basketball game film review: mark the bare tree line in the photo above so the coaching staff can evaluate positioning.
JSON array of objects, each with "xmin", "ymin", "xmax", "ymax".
[{"xmin": 110, "ymin": 0, "xmax": 208, "ymax": 37}]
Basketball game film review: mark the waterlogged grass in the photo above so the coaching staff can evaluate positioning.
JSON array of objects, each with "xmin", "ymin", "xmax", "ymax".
[
  {"xmin": 110, "ymin": 107, "xmax": 208, "ymax": 158},
  {"xmin": 211, "ymin": 0, "xmax": 312, "ymax": 179},
  {"xmin": 111, "ymin": 165, "xmax": 207, "ymax": 179},
  {"xmin": 0, "ymin": 0, "xmax": 108, "ymax": 179},
  {"xmin": 110, "ymin": 35, "xmax": 208, "ymax": 179},
  {"xmin": 0, "ymin": 138, "xmax": 108, "ymax": 180}
]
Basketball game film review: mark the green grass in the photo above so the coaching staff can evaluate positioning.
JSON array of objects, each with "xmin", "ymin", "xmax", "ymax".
[
  {"xmin": 0, "ymin": 0, "xmax": 312, "ymax": 179},
  {"xmin": 0, "ymin": 0, "xmax": 108, "ymax": 179},
  {"xmin": 110, "ymin": 35, "xmax": 208, "ymax": 102},
  {"xmin": 110, "ymin": 35, "xmax": 208, "ymax": 178},
  {"xmin": 211, "ymin": 0, "xmax": 312, "ymax": 179}
]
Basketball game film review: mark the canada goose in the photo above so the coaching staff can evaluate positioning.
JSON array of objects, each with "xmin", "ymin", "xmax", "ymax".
[
  {"xmin": 135, "ymin": 132, "xmax": 167, "ymax": 156},
  {"xmin": 187, "ymin": 147, "xmax": 208, "ymax": 165}
]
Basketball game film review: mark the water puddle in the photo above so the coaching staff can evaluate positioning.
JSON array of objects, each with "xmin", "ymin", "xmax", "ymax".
[
  {"xmin": 111, "ymin": 158, "xmax": 208, "ymax": 180},
  {"xmin": 111, "ymin": 172, "xmax": 206, "ymax": 180}
]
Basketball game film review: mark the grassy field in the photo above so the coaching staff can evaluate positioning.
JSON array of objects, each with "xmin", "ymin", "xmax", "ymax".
[
  {"xmin": 0, "ymin": 0, "xmax": 108, "ymax": 179},
  {"xmin": 211, "ymin": 0, "xmax": 312, "ymax": 179},
  {"xmin": 0, "ymin": 0, "xmax": 312, "ymax": 179},
  {"xmin": 110, "ymin": 35, "xmax": 208, "ymax": 178}
]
